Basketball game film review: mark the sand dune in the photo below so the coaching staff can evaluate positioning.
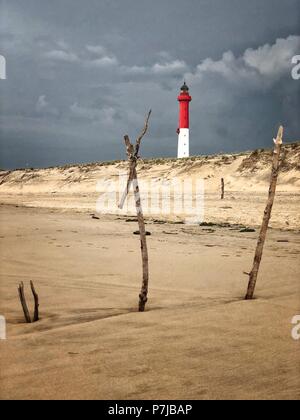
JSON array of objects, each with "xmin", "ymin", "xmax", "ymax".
[
  {"xmin": 1, "ymin": 143, "xmax": 300, "ymax": 194},
  {"xmin": 0, "ymin": 143, "xmax": 299, "ymax": 230}
]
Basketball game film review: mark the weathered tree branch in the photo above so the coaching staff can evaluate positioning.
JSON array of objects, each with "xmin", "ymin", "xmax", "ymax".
[
  {"xmin": 132, "ymin": 169, "xmax": 149, "ymax": 312},
  {"xmin": 18, "ymin": 282, "xmax": 32, "ymax": 323},
  {"xmin": 120, "ymin": 110, "xmax": 151, "ymax": 312},
  {"xmin": 119, "ymin": 164, "xmax": 134, "ymax": 210},
  {"xmin": 18, "ymin": 281, "xmax": 40, "ymax": 323},
  {"xmin": 135, "ymin": 110, "xmax": 152, "ymax": 158},
  {"xmin": 221, "ymin": 178, "xmax": 225, "ymax": 200},
  {"xmin": 30, "ymin": 281, "xmax": 39, "ymax": 322},
  {"xmin": 245, "ymin": 126, "xmax": 283, "ymax": 300}
]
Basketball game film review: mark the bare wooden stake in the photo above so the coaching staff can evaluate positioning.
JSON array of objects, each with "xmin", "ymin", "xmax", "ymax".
[
  {"xmin": 119, "ymin": 110, "xmax": 152, "ymax": 312},
  {"xmin": 18, "ymin": 281, "xmax": 40, "ymax": 323},
  {"xmin": 18, "ymin": 282, "xmax": 32, "ymax": 323},
  {"xmin": 30, "ymin": 281, "xmax": 39, "ymax": 322},
  {"xmin": 221, "ymin": 178, "xmax": 225, "ymax": 200},
  {"xmin": 245, "ymin": 126, "xmax": 283, "ymax": 300}
]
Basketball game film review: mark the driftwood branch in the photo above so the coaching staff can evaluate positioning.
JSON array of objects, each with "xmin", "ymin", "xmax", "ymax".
[
  {"xmin": 18, "ymin": 281, "xmax": 40, "ymax": 323},
  {"xmin": 245, "ymin": 126, "xmax": 283, "ymax": 300},
  {"xmin": 132, "ymin": 170, "xmax": 149, "ymax": 312},
  {"xmin": 18, "ymin": 282, "xmax": 32, "ymax": 323},
  {"xmin": 30, "ymin": 281, "xmax": 39, "ymax": 322},
  {"xmin": 221, "ymin": 178, "xmax": 225, "ymax": 200},
  {"xmin": 119, "ymin": 112, "xmax": 152, "ymax": 210},
  {"xmin": 120, "ymin": 110, "xmax": 151, "ymax": 312},
  {"xmin": 135, "ymin": 110, "xmax": 152, "ymax": 158},
  {"xmin": 119, "ymin": 164, "xmax": 134, "ymax": 210}
]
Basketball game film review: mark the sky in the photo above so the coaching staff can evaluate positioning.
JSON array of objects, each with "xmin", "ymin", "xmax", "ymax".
[{"xmin": 0, "ymin": 0, "xmax": 299, "ymax": 169}]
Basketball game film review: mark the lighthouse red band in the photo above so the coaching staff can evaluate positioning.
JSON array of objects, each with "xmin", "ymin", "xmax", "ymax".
[{"xmin": 177, "ymin": 82, "xmax": 192, "ymax": 158}]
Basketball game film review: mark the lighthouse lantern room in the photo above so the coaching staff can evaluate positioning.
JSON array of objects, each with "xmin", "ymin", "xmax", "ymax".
[{"xmin": 177, "ymin": 82, "xmax": 192, "ymax": 158}]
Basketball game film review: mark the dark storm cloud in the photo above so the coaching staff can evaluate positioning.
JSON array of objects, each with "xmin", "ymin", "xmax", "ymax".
[{"xmin": 0, "ymin": 0, "xmax": 299, "ymax": 169}]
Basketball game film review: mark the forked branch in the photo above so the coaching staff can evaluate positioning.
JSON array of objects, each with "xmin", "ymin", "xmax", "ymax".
[
  {"xmin": 18, "ymin": 282, "xmax": 31, "ymax": 324},
  {"xmin": 245, "ymin": 126, "xmax": 283, "ymax": 300},
  {"xmin": 119, "ymin": 111, "xmax": 152, "ymax": 210},
  {"xmin": 120, "ymin": 110, "xmax": 152, "ymax": 312},
  {"xmin": 135, "ymin": 110, "xmax": 152, "ymax": 158},
  {"xmin": 18, "ymin": 281, "xmax": 40, "ymax": 323}
]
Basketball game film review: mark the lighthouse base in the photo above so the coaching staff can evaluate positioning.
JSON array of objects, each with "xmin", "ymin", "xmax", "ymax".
[{"xmin": 177, "ymin": 129, "xmax": 189, "ymax": 158}]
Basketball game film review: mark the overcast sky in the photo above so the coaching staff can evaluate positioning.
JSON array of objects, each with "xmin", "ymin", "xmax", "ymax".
[{"xmin": 0, "ymin": 0, "xmax": 299, "ymax": 169}]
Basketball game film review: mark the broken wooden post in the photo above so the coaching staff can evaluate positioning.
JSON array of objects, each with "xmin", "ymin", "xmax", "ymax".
[
  {"xmin": 18, "ymin": 281, "xmax": 40, "ymax": 323},
  {"xmin": 221, "ymin": 178, "xmax": 225, "ymax": 200},
  {"xmin": 30, "ymin": 281, "xmax": 39, "ymax": 322},
  {"xmin": 119, "ymin": 110, "xmax": 152, "ymax": 312},
  {"xmin": 18, "ymin": 282, "xmax": 32, "ymax": 323},
  {"xmin": 245, "ymin": 126, "xmax": 283, "ymax": 300}
]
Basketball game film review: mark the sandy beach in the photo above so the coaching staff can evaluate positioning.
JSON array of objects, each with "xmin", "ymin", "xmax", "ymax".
[
  {"xmin": 0, "ymin": 145, "xmax": 299, "ymax": 400},
  {"xmin": 0, "ymin": 200, "xmax": 299, "ymax": 400}
]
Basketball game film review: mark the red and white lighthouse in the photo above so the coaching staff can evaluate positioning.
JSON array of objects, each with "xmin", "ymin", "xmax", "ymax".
[{"xmin": 177, "ymin": 81, "xmax": 192, "ymax": 158}]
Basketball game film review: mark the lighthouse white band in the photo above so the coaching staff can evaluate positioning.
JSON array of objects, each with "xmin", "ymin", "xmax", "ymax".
[{"xmin": 178, "ymin": 128, "xmax": 189, "ymax": 158}]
